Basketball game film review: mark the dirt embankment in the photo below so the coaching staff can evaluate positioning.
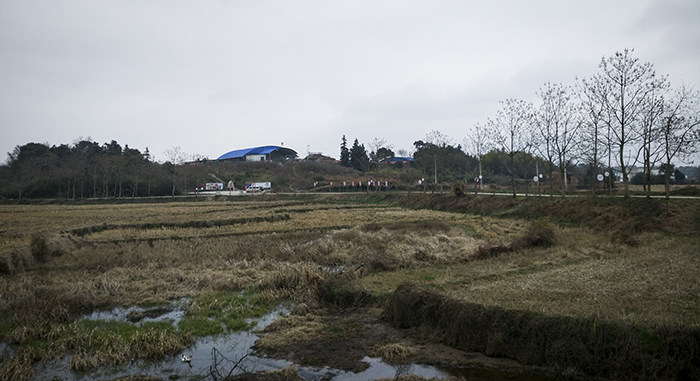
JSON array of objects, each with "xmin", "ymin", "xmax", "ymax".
[
  {"xmin": 372, "ymin": 193, "xmax": 699, "ymax": 238},
  {"xmin": 385, "ymin": 282, "xmax": 700, "ymax": 380}
]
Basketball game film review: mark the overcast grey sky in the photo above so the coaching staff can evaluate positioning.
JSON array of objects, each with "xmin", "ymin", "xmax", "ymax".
[{"xmin": 1, "ymin": 0, "xmax": 699, "ymax": 163}]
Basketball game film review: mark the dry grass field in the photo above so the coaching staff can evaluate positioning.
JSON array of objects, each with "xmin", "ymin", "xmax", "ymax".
[{"xmin": 0, "ymin": 195, "xmax": 698, "ymax": 380}]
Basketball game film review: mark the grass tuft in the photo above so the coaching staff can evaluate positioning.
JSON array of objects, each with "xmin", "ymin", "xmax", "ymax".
[
  {"xmin": 516, "ymin": 217, "xmax": 557, "ymax": 248},
  {"xmin": 370, "ymin": 343, "xmax": 416, "ymax": 363}
]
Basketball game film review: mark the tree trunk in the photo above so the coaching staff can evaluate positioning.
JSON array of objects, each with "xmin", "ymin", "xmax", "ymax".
[
  {"xmin": 510, "ymin": 152, "xmax": 516, "ymax": 198},
  {"xmin": 664, "ymin": 162, "xmax": 671, "ymax": 199}
]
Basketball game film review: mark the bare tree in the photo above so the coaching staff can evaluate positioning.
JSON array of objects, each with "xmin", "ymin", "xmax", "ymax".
[
  {"xmin": 467, "ymin": 123, "xmax": 486, "ymax": 192},
  {"xmin": 659, "ymin": 85, "xmax": 700, "ymax": 199},
  {"xmin": 597, "ymin": 49, "xmax": 659, "ymax": 197},
  {"xmin": 164, "ymin": 146, "xmax": 187, "ymax": 197},
  {"xmin": 638, "ymin": 77, "xmax": 670, "ymax": 196},
  {"xmin": 368, "ymin": 138, "xmax": 388, "ymax": 156},
  {"xmin": 368, "ymin": 137, "xmax": 393, "ymax": 165},
  {"xmin": 534, "ymin": 82, "xmax": 581, "ymax": 196},
  {"xmin": 533, "ymin": 84, "xmax": 558, "ymax": 196},
  {"xmin": 395, "ymin": 148, "xmax": 412, "ymax": 158},
  {"xmin": 487, "ymin": 98, "xmax": 533, "ymax": 197},
  {"xmin": 579, "ymin": 74, "xmax": 611, "ymax": 196},
  {"xmin": 425, "ymin": 130, "xmax": 452, "ymax": 147}
]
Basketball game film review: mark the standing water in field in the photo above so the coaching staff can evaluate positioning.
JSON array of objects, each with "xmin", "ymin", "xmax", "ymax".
[{"xmin": 31, "ymin": 305, "xmax": 453, "ymax": 380}]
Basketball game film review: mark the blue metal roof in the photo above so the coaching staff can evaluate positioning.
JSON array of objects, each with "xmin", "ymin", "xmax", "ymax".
[
  {"xmin": 380, "ymin": 156, "xmax": 414, "ymax": 163},
  {"xmin": 216, "ymin": 146, "xmax": 295, "ymax": 160}
]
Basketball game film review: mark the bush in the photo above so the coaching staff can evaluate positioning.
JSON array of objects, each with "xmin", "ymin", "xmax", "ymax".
[
  {"xmin": 0, "ymin": 254, "xmax": 11, "ymax": 275},
  {"xmin": 518, "ymin": 217, "xmax": 557, "ymax": 247},
  {"xmin": 30, "ymin": 234, "xmax": 50, "ymax": 263},
  {"xmin": 452, "ymin": 182, "xmax": 467, "ymax": 197}
]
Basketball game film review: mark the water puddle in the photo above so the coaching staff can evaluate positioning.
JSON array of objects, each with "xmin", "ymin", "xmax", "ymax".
[
  {"xmin": 81, "ymin": 298, "xmax": 188, "ymax": 326},
  {"xmin": 31, "ymin": 305, "xmax": 457, "ymax": 380},
  {"xmin": 319, "ymin": 357, "xmax": 449, "ymax": 380},
  {"xmin": 0, "ymin": 341, "xmax": 13, "ymax": 358}
]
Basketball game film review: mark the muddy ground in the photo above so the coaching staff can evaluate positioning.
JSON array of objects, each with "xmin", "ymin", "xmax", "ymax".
[{"xmin": 253, "ymin": 307, "xmax": 556, "ymax": 380}]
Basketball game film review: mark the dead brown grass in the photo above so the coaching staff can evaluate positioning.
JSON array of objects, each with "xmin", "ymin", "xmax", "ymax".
[
  {"xmin": 386, "ymin": 282, "xmax": 700, "ymax": 380},
  {"xmin": 362, "ymin": 228, "xmax": 700, "ymax": 328},
  {"xmin": 0, "ymin": 196, "xmax": 697, "ymax": 380},
  {"xmin": 1, "ymin": 199, "xmax": 507, "ymax": 379}
]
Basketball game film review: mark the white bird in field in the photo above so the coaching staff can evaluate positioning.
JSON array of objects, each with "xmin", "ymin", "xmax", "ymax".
[{"xmin": 181, "ymin": 354, "xmax": 193, "ymax": 363}]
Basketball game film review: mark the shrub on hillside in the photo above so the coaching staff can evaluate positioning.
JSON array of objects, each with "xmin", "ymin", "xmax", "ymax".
[
  {"xmin": 452, "ymin": 182, "xmax": 466, "ymax": 197},
  {"xmin": 517, "ymin": 217, "xmax": 557, "ymax": 248}
]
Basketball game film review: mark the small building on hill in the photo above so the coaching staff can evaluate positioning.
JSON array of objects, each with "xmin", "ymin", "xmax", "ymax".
[{"xmin": 216, "ymin": 146, "xmax": 298, "ymax": 162}]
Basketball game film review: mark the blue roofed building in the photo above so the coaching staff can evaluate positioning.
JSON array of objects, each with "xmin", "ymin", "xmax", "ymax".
[{"xmin": 216, "ymin": 145, "xmax": 298, "ymax": 162}]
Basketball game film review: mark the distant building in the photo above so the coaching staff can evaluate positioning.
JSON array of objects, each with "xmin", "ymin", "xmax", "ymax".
[{"xmin": 216, "ymin": 146, "xmax": 297, "ymax": 162}]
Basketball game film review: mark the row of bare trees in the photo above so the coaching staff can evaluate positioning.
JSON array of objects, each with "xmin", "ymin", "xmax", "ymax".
[{"xmin": 472, "ymin": 49, "xmax": 699, "ymax": 198}]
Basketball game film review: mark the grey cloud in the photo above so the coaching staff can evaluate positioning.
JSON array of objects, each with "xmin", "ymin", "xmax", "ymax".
[{"xmin": 1, "ymin": 1, "xmax": 698, "ymax": 161}]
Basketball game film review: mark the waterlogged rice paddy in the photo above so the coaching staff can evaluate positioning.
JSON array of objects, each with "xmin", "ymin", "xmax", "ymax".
[{"xmin": 0, "ymin": 195, "xmax": 698, "ymax": 380}]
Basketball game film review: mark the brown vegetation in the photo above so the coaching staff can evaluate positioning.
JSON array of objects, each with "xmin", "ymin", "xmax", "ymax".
[
  {"xmin": 0, "ymin": 195, "xmax": 697, "ymax": 380},
  {"xmin": 386, "ymin": 282, "xmax": 699, "ymax": 380}
]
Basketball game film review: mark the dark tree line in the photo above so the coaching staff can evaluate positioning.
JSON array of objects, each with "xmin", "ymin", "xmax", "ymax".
[{"xmin": 1, "ymin": 140, "xmax": 172, "ymax": 199}]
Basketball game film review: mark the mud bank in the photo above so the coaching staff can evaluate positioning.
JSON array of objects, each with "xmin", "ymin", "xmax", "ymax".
[{"xmin": 386, "ymin": 282, "xmax": 700, "ymax": 380}]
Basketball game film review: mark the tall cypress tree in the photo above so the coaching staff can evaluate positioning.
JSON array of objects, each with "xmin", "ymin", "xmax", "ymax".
[
  {"xmin": 340, "ymin": 135, "xmax": 350, "ymax": 167},
  {"xmin": 350, "ymin": 139, "xmax": 369, "ymax": 172}
]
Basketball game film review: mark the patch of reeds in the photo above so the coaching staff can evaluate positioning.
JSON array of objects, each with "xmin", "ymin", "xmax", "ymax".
[
  {"xmin": 0, "ymin": 319, "xmax": 191, "ymax": 380},
  {"xmin": 0, "ymin": 248, "xmax": 32, "ymax": 275},
  {"xmin": 370, "ymin": 343, "xmax": 416, "ymax": 363},
  {"xmin": 67, "ymin": 320, "xmax": 189, "ymax": 371},
  {"xmin": 0, "ymin": 232, "xmax": 79, "ymax": 275},
  {"xmin": 472, "ymin": 217, "xmax": 557, "ymax": 259},
  {"xmin": 226, "ymin": 366, "xmax": 303, "ymax": 381},
  {"xmin": 289, "ymin": 221, "xmax": 486, "ymax": 275}
]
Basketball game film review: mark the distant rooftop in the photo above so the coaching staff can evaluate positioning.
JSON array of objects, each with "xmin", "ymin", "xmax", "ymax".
[
  {"xmin": 217, "ymin": 146, "xmax": 297, "ymax": 161},
  {"xmin": 381, "ymin": 156, "xmax": 414, "ymax": 163}
]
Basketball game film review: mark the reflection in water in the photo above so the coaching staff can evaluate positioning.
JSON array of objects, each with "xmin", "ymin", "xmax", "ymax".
[
  {"xmin": 327, "ymin": 357, "xmax": 449, "ymax": 380},
  {"xmin": 80, "ymin": 298, "xmax": 188, "ymax": 327},
  {"xmin": 31, "ymin": 305, "xmax": 546, "ymax": 380},
  {"xmin": 32, "ymin": 307, "xmax": 453, "ymax": 380},
  {"xmin": 0, "ymin": 342, "xmax": 13, "ymax": 358}
]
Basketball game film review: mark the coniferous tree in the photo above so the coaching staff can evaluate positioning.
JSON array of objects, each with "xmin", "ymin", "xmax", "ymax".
[
  {"xmin": 340, "ymin": 135, "xmax": 350, "ymax": 167},
  {"xmin": 349, "ymin": 139, "xmax": 369, "ymax": 171}
]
